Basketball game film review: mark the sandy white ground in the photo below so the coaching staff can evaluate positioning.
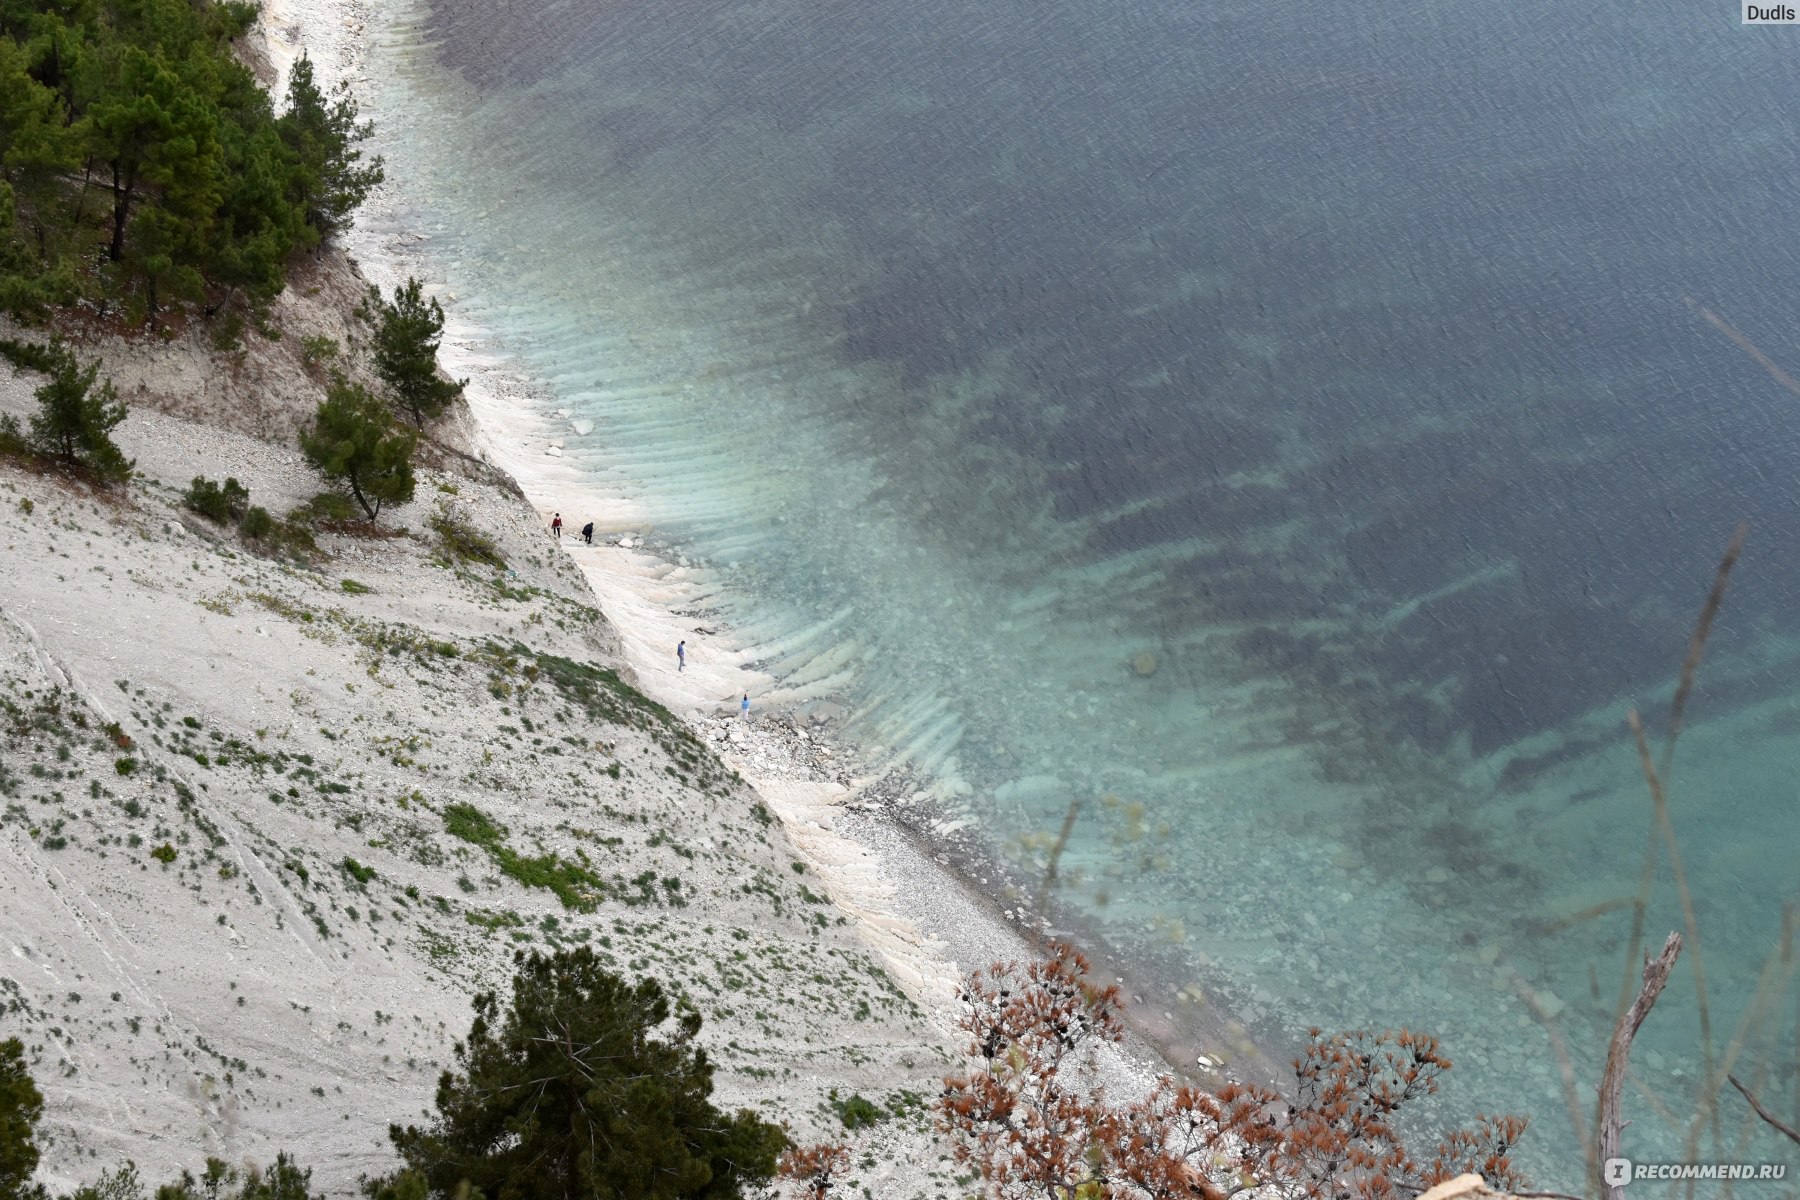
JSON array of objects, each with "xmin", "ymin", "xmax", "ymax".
[{"xmin": 0, "ymin": 318, "xmax": 989, "ymax": 1197}]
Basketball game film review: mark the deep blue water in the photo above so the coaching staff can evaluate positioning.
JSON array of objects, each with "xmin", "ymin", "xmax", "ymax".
[{"xmin": 372, "ymin": 0, "xmax": 1800, "ymax": 1183}]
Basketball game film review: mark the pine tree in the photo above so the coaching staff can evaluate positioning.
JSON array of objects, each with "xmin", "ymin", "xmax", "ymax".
[
  {"xmin": 0, "ymin": 336, "xmax": 132, "ymax": 483},
  {"xmin": 300, "ymin": 374, "xmax": 417, "ymax": 520},
  {"xmin": 372, "ymin": 278, "xmax": 464, "ymax": 427},
  {"xmin": 381, "ymin": 947, "xmax": 787, "ymax": 1200},
  {"xmin": 0, "ymin": 38, "xmax": 83, "ymax": 318},
  {"xmin": 0, "ymin": 1037, "xmax": 47, "ymax": 1200},
  {"xmin": 278, "ymin": 53, "xmax": 383, "ymax": 243}
]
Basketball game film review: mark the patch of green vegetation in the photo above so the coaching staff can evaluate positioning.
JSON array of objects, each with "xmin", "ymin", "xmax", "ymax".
[
  {"xmin": 301, "ymin": 335, "xmax": 340, "ymax": 370},
  {"xmin": 443, "ymin": 802, "xmax": 503, "ymax": 849},
  {"xmin": 340, "ymin": 578, "xmax": 373, "ymax": 595},
  {"xmin": 428, "ymin": 508, "xmax": 506, "ymax": 569},
  {"xmin": 529, "ymin": 653, "xmax": 732, "ymax": 792},
  {"xmin": 183, "ymin": 476, "xmax": 249, "ymax": 525},
  {"xmin": 830, "ymin": 1091, "xmax": 884, "ymax": 1130},
  {"xmin": 443, "ymin": 803, "xmax": 605, "ymax": 911}
]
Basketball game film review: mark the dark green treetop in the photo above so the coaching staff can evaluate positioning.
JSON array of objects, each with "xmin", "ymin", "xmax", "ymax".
[
  {"xmin": 372, "ymin": 277, "xmax": 465, "ymax": 428},
  {"xmin": 299, "ymin": 374, "xmax": 417, "ymax": 520},
  {"xmin": 278, "ymin": 53, "xmax": 383, "ymax": 243},
  {"xmin": 0, "ymin": 336, "xmax": 132, "ymax": 484},
  {"xmin": 380, "ymin": 946, "xmax": 787, "ymax": 1200},
  {"xmin": 0, "ymin": 1037, "xmax": 47, "ymax": 1200},
  {"xmin": 0, "ymin": 0, "xmax": 379, "ymax": 326}
]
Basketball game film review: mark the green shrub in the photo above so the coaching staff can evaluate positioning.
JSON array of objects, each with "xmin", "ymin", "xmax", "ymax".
[
  {"xmin": 428, "ymin": 507, "xmax": 506, "ymax": 569},
  {"xmin": 443, "ymin": 802, "xmax": 504, "ymax": 849},
  {"xmin": 340, "ymin": 578, "xmax": 372, "ymax": 594},
  {"xmin": 0, "ymin": 415, "xmax": 26, "ymax": 461},
  {"xmin": 833, "ymin": 1092, "xmax": 884, "ymax": 1130},
  {"xmin": 239, "ymin": 506, "xmax": 275, "ymax": 541},
  {"xmin": 300, "ymin": 334, "xmax": 340, "ymax": 369},
  {"xmin": 150, "ymin": 843, "xmax": 177, "ymax": 865},
  {"xmin": 0, "ymin": 1037, "xmax": 43, "ymax": 1200},
  {"xmin": 183, "ymin": 476, "xmax": 250, "ymax": 524},
  {"xmin": 290, "ymin": 491, "xmax": 358, "ymax": 527}
]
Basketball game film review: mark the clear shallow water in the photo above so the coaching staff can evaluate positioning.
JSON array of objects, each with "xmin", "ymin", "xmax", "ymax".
[{"xmin": 367, "ymin": 0, "xmax": 1800, "ymax": 1183}]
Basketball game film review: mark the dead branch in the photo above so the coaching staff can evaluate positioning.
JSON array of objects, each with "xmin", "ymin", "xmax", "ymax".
[
  {"xmin": 1032, "ymin": 797, "xmax": 1081, "ymax": 951},
  {"xmin": 1725, "ymin": 1074, "xmax": 1800, "ymax": 1146},
  {"xmin": 1686, "ymin": 299, "xmax": 1800, "ymax": 402},
  {"xmin": 1628, "ymin": 712, "xmax": 1714, "ymax": 1126},
  {"xmin": 1659, "ymin": 521, "xmax": 1748, "ymax": 782},
  {"xmin": 1613, "ymin": 524, "xmax": 1744, "ymax": 1072},
  {"xmin": 1598, "ymin": 931, "xmax": 1683, "ymax": 1200}
]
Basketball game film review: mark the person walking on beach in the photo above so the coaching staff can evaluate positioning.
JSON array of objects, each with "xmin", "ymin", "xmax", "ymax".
[
  {"xmin": 551, "ymin": 513, "xmax": 563, "ymax": 538},
  {"xmin": 677, "ymin": 640, "xmax": 686, "ymax": 672},
  {"xmin": 740, "ymin": 693, "xmax": 750, "ymax": 720},
  {"xmin": 581, "ymin": 521, "xmax": 594, "ymax": 545}
]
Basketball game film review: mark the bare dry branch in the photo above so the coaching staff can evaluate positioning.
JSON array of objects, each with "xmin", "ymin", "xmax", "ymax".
[
  {"xmin": 1726, "ymin": 1075, "xmax": 1800, "ymax": 1146},
  {"xmin": 1686, "ymin": 299, "xmax": 1800, "ymax": 401},
  {"xmin": 1660, "ymin": 521, "xmax": 1748, "ymax": 783},
  {"xmin": 1032, "ymin": 797, "xmax": 1081, "ymax": 951},
  {"xmin": 1613, "ymin": 523, "xmax": 1744, "ymax": 1079},
  {"xmin": 1597, "ymin": 931, "xmax": 1682, "ymax": 1200},
  {"xmin": 1628, "ymin": 711, "xmax": 1714, "ymax": 1141}
]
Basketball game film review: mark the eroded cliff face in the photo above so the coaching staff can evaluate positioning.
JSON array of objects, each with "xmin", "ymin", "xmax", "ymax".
[{"xmin": 0, "ymin": 241, "xmax": 960, "ymax": 1195}]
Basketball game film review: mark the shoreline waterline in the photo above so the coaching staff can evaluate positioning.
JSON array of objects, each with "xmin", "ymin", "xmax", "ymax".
[{"xmin": 260, "ymin": 0, "xmax": 1285, "ymax": 1105}]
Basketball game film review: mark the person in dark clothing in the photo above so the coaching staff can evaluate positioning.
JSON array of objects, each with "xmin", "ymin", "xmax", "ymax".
[
  {"xmin": 676, "ymin": 640, "xmax": 686, "ymax": 672},
  {"xmin": 581, "ymin": 521, "xmax": 594, "ymax": 544},
  {"xmin": 551, "ymin": 513, "xmax": 562, "ymax": 538}
]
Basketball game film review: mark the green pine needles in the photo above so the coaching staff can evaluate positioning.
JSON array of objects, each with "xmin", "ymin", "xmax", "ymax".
[
  {"xmin": 0, "ymin": 337, "xmax": 132, "ymax": 485},
  {"xmin": 280, "ymin": 55, "xmax": 385, "ymax": 243},
  {"xmin": 299, "ymin": 375, "xmax": 417, "ymax": 520},
  {"xmin": 0, "ymin": 1, "xmax": 382, "ymax": 327},
  {"xmin": 376, "ymin": 947, "xmax": 787, "ymax": 1200},
  {"xmin": 373, "ymin": 278, "xmax": 466, "ymax": 428},
  {"xmin": 0, "ymin": 1038, "xmax": 45, "ymax": 1200}
]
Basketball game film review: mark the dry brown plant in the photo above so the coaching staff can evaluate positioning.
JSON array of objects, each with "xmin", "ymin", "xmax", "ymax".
[
  {"xmin": 777, "ymin": 1142, "xmax": 853, "ymax": 1200},
  {"xmin": 938, "ymin": 942, "xmax": 1532, "ymax": 1200}
]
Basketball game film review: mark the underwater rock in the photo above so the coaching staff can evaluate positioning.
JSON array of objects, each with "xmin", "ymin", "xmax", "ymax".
[{"xmin": 1130, "ymin": 651, "xmax": 1158, "ymax": 677}]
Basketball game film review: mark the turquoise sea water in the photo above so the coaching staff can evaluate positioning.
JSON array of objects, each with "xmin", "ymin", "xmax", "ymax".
[{"xmin": 365, "ymin": 0, "xmax": 1800, "ymax": 1184}]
